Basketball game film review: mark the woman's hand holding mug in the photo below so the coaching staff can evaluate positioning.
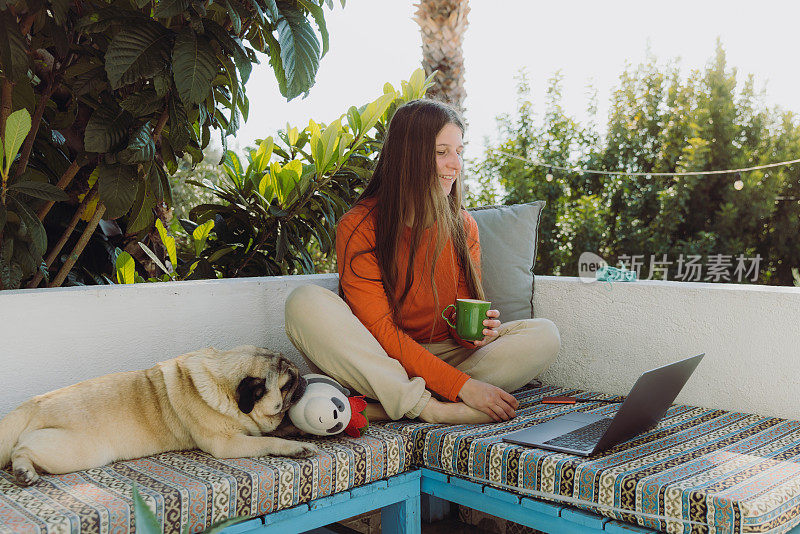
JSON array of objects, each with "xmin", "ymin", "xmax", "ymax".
[
  {"xmin": 442, "ymin": 299, "xmax": 501, "ymax": 346},
  {"xmin": 472, "ymin": 308, "xmax": 501, "ymax": 347}
]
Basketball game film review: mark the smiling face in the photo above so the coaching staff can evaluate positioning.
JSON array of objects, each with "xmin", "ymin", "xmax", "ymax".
[{"xmin": 435, "ymin": 122, "xmax": 464, "ymax": 196}]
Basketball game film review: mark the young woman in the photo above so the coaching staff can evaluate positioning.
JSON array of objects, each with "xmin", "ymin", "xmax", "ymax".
[{"xmin": 285, "ymin": 99, "xmax": 560, "ymax": 424}]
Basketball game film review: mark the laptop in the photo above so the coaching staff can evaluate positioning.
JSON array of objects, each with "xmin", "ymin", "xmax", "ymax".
[{"xmin": 502, "ymin": 353, "xmax": 704, "ymax": 456}]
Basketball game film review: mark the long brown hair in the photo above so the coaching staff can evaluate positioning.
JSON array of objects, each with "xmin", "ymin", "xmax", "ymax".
[{"xmin": 341, "ymin": 99, "xmax": 485, "ymax": 337}]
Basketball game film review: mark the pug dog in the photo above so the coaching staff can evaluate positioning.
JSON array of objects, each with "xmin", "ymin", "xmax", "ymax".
[{"xmin": 0, "ymin": 345, "xmax": 317, "ymax": 486}]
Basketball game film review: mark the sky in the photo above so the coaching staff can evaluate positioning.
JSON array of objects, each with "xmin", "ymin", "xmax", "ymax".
[{"xmin": 231, "ymin": 0, "xmax": 800, "ymax": 161}]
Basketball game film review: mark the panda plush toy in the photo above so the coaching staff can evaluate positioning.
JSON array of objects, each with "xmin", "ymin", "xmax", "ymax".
[{"xmin": 288, "ymin": 374, "xmax": 369, "ymax": 437}]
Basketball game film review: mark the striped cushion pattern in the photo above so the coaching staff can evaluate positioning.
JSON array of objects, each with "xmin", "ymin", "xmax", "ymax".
[
  {"xmin": 385, "ymin": 385, "xmax": 800, "ymax": 534},
  {"xmin": 0, "ymin": 426, "xmax": 412, "ymax": 534}
]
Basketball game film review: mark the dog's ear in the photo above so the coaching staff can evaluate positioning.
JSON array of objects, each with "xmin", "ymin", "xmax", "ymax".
[
  {"xmin": 277, "ymin": 358, "xmax": 305, "ymax": 404},
  {"xmin": 236, "ymin": 376, "xmax": 266, "ymax": 414}
]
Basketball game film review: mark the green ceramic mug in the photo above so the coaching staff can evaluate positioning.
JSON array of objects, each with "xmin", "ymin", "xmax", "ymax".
[{"xmin": 442, "ymin": 299, "xmax": 492, "ymax": 341}]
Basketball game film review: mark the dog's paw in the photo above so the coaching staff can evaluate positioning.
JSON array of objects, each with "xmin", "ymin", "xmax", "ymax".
[
  {"xmin": 284, "ymin": 442, "xmax": 319, "ymax": 459},
  {"xmin": 14, "ymin": 467, "xmax": 39, "ymax": 486}
]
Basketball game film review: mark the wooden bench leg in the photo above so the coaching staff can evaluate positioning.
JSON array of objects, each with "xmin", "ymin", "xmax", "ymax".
[
  {"xmin": 421, "ymin": 493, "xmax": 451, "ymax": 523},
  {"xmin": 381, "ymin": 495, "xmax": 421, "ymax": 534}
]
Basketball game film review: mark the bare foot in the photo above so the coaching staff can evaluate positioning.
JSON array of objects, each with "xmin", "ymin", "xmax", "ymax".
[
  {"xmin": 364, "ymin": 403, "xmax": 391, "ymax": 422},
  {"xmin": 418, "ymin": 398, "xmax": 493, "ymax": 424}
]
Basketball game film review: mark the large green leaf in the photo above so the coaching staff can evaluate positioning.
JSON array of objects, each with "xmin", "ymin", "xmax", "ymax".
[
  {"xmin": 346, "ymin": 106, "xmax": 361, "ymax": 135},
  {"xmin": 147, "ymin": 161, "xmax": 173, "ymax": 205},
  {"xmin": 192, "ymin": 219, "xmax": 214, "ymax": 256},
  {"xmin": 84, "ymin": 105, "xmax": 133, "ymax": 153},
  {"xmin": 224, "ymin": 0, "xmax": 242, "ymax": 33},
  {"xmin": 2, "ymin": 108, "xmax": 31, "ymax": 175},
  {"xmin": 159, "ymin": 135, "xmax": 177, "ymax": 173},
  {"xmin": 319, "ymin": 118, "xmax": 341, "ymax": 173},
  {"xmin": 127, "ymin": 180, "xmax": 156, "ymax": 234},
  {"xmin": 154, "ymin": 0, "xmax": 191, "ymax": 19},
  {"xmin": 97, "ymin": 163, "xmax": 139, "ymax": 219},
  {"xmin": 12, "ymin": 81, "xmax": 36, "ymax": 115},
  {"xmin": 8, "ymin": 181, "xmax": 69, "ymax": 201},
  {"xmin": 202, "ymin": 19, "xmax": 253, "ymax": 84},
  {"xmin": 271, "ymin": 159, "xmax": 302, "ymax": 204},
  {"xmin": 120, "ymin": 89, "xmax": 163, "ymax": 117},
  {"xmin": 105, "ymin": 23, "xmax": 172, "ymax": 89},
  {"xmin": 33, "ymin": 141, "xmax": 71, "ymax": 182},
  {"xmin": 10, "ymin": 198, "xmax": 47, "ymax": 257},
  {"xmin": 11, "ymin": 238, "xmax": 36, "ymax": 277},
  {"xmin": 76, "ymin": 7, "xmax": 150, "ymax": 34},
  {"xmin": 0, "ymin": 12, "xmax": 30, "ymax": 83},
  {"xmin": 238, "ymin": 92, "xmax": 250, "ymax": 122},
  {"xmin": 115, "ymin": 250, "xmax": 136, "ymax": 284},
  {"xmin": 275, "ymin": 6, "xmax": 320, "ymax": 100},
  {"xmin": 252, "ymin": 137, "xmax": 274, "ymax": 173},
  {"xmin": 172, "ymin": 28, "xmax": 217, "ymax": 105},
  {"xmin": 168, "ymin": 95, "xmax": 190, "ymax": 152},
  {"xmin": 262, "ymin": 0, "xmax": 279, "ymax": 20},
  {"xmin": 117, "ymin": 123, "xmax": 155, "ymax": 164},
  {"xmin": 219, "ymin": 55, "xmax": 240, "ymax": 135},
  {"xmin": 297, "ymin": 0, "xmax": 329, "ymax": 57},
  {"xmin": 153, "ymin": 70, "xmax": 171, "ymax": 97},
  {"xmin": 68, "ymin": 65, "xmax": 108, "ymax": 97},
  {"xmin": 155, "ymin": 218, "xmax": 176, "ymax": 266}
]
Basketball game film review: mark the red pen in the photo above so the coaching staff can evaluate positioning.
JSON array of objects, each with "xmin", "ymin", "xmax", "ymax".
[{"xmin": 541, "ymin": 396, "xmax": 623, "ymax": 404}]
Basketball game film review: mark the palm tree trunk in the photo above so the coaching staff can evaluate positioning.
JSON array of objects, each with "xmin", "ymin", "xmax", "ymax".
[{"xmin": 414, "ymin": 0, "xmax": 470, "ymax": 116}]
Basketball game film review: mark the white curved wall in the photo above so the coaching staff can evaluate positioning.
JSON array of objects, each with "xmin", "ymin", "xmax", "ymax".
[
  {"xmin": 0, "ymin": 275, "xmax": 338, "ymax": 418},
  {"xmin": 534, "ymin": 277, "xmax": 800, "ymax": 420},
  {"xmin": 1, "ymin": 275, "xmax": 798, "ymax": 420}
]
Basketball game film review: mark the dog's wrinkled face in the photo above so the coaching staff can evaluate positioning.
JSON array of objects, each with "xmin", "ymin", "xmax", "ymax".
[{"xmin": 235, "ymin": 353, "xmax": 305, "ymax": 421}]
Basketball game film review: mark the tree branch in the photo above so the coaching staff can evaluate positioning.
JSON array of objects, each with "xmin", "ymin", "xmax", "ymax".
[
  {"xmin": 36, "ymin": 157, "xmax": 85, "ymax": 221},
  {"xmin": 13, "ymin": 80, "xmax": 58, "ymax": 182},
  {"xmin": 153, "ymin": 104, "xmax": 170, "ymax": 143},
  {"xmin": 27, "ymin": 185, "xmax": 99, "ymax": 288},
  {"xmin": 0, "ymin": 78, "xmax": 12, "ymax": 141},
  {"xmin": 48, "ymin": 200, "xmax": 106, "ymax": 288}
]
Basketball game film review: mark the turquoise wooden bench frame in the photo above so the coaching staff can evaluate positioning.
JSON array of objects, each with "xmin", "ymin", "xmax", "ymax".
[
  {"xmin": 219, "ymin": 470, "xmax": 421, "ymax": 534},
  {"xmin": 420, "ymin": 469, "xmax": 656, "ymax": 534},
  {"xmin": 221, "ymin": 466, "xmax": 800, "ymax": 534},
  {"xmin": 216, "ymin": 467, "xmax": 661, "ymax": 534}
]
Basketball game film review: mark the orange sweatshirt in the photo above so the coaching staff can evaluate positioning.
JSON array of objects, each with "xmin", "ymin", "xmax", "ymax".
[{"xmin": 336, "ymin": 198, "xmax": 481, "ymax": 401}]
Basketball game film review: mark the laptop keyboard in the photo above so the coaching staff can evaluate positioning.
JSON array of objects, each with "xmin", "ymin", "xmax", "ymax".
[{"xmin": 544, "ymin": 418, "xmax": 613, "ymax": 450}]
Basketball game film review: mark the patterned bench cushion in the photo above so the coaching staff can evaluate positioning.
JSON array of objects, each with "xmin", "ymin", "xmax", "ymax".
[
  {"xmin": 0, "ymin": 426, "xmax": 412, "ymax": 534},
  {"xmin": 385, "ymin": 385, "xmax": 800, "ymax": 534}
]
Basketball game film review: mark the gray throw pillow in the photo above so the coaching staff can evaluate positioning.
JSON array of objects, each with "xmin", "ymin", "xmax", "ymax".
[{"xmin": 468, "ymin": 201, "xmax": 545, "ymax": 321}]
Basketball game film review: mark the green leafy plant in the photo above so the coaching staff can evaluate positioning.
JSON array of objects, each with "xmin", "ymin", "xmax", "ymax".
[
  {"xmin": 1, "ymin": 109, "xmax": 69, "ymax": 288},
  {"xmin": 467, "ymin": 41, "xmax": 800, "ymax": 286},
  {"xmin": 178, "ymin": 68, "xmax": 435, "ymax": 277},
  {"xmin": 0, "ymin": 0, "xmax": 339, "ymax": 290},
  {"xmin": 114, "ymin": 218, "xmax": 212, "ymax": 283},
  {"xmin": 132, "ymin": 483, "xmax": 246, "ymax": 534},
  {"xmin": 792, "ymin": 268, "xmax": 799, "ymax": 287},
  {"xmin": 113, "ymin": 69, "xmax": 435, "ymax": 280}
]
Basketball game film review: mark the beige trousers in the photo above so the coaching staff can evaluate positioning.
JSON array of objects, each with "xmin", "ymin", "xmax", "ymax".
[{"xmin": 284, "ymin": 284, "xmax": 561, "ymax": 420}]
